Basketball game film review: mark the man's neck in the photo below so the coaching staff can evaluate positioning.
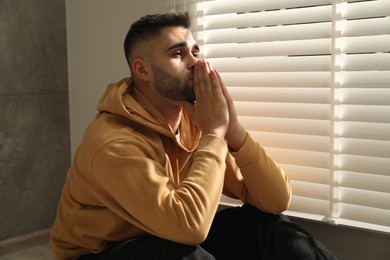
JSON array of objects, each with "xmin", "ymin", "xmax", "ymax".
[
  {"xmin": 159, "ymin": 102, "xmax": 182, "ymax": 134},
  {"xmin": 135, "ymin": 84, "xmax": 182, "ymax": 134}
]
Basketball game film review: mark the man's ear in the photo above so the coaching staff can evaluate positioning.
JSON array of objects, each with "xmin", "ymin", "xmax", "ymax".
[{"xmin": 131, "ymin": 58, "xmax": 151, "ymax": 82}]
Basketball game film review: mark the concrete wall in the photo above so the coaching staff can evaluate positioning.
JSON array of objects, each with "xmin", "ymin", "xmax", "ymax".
[{"xmin": 0, "ymin": 0, "xmax": 69, "ymax": 240}]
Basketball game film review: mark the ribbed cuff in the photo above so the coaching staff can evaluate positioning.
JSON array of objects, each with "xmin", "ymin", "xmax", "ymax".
[{"xmin": 230, "ymin": 134, "xmax": 259, "ymax": 167}]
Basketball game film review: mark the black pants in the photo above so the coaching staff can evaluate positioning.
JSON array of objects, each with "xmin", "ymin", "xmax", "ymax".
[{"xmin": 81, "ymin": 205, "xmax": 337, "ymax": 259}]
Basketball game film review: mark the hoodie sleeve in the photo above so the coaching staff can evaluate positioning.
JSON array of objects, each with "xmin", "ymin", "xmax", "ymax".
[
  {"xmin": 90, "ymin": 134, "xmax": 228, "ymax": 245},
  {"xmin": 223, "ymin": 134, "xmax": 292, "ymax": 214}
]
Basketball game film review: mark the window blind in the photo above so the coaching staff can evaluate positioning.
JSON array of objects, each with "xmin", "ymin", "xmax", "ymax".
[
  {"xmin": 335, "ymin": 0, "xmax": 390, "ymax": 232},
  {"xmin": 173, "ymin": 0, "xmax": 390, "ymax": 233}
]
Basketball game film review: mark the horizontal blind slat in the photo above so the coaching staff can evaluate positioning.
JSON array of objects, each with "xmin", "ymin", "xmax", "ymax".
[
  {"xmin": 205, "ymin": 39, "xmax": 331, "ymax": 58},
  {"xmin": 204, "ymin": 5, "xmax": 332, "ymax": 30},
  {"xmin": 281, "ymin": 164, "xmax": 330, "ymax": 184},
  {"xmin": 342, "ymin": 35, "xmax": 390, "ymax": 54},
  {"xmin": 204, "ymin": 22, "xmax": 332, "ymax": 44},
  {"xmin": 342, "ymin": 16, "xmax": 390, "ymax": 37},
  {"xmin": 340, "ymin": 187, "xmax": 390, "ymax": 210},
  {"xmin": 341, "ymin": 71, "xmax": 390, "ymax": 88},
  {"xmin": 204, "ymin": 0, "xmax": 332, "ymax": 16},
  {"xmin": 240, "ymin": 116, "xmax": 329, "ymax": 136},
  {"xmin": 341, "ymin": 53, "xmax": 390, "ymax": 71},
  {"xmin": 292, "ymin": 181, "xmax": 330, "ymax": 200},
  {"xmin": 210, "ymin": 56, "xmax": 331, "ymax": 72},
  {"xmin": 340, "ymin": 122, "xmax": 390, "ymax": 141},
  {"xmin": 339, "ymin": 154, "xmax": 390, "ymax": 176},
  {"xmin": 340, "ymin": 88, "xmax": 390, "ymax": 104},
  {"xmin": 340, "ymin": 105, "xmax": 390, "ymax": 123},
  {"xmin": 228, "ymin": 87, "xmax": 330, "ymax": 103},
  {"xmin": 340, "ymin": 138, "xmax": 390, "ymax": 158},
  {"xmin": 221, "ymin": 72, "xmax": 331, "ymax": 87},
  {"xmin": 339, "ymin": 171, "xmax": 390, "ymax": 193},
  {"xmin": 288, "ymin": 196, "xmax": 329, "ymax": 217},
  {"xmin": 250, "ymin": 131, "xmax": 330, "ymax": 153},
  {"xmin": 235, "ymin": 102, "xmax": 329, "ymax": 119},
  {"xmin": 342, "ymin": 0, "xmax": 390, "ymax": 20},
  {"xmin": 266, "ymin": 147, "xmax": 330, "ymax": 169}
]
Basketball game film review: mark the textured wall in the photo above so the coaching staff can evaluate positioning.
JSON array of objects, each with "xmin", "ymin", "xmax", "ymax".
[{"xmin": 0, "ymin": 0, "xmax": 69, "ymax": 240}]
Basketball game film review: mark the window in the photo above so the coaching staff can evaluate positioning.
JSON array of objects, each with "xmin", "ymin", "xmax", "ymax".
[{"xmin": 172, "ymin": 0, "xmax": 390, "ymax": 233}]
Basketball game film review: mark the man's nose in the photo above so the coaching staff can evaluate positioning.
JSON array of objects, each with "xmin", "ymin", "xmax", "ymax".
[{"xmin": 187, "ymin": 53, "xmax": 199, "ymax": 70}]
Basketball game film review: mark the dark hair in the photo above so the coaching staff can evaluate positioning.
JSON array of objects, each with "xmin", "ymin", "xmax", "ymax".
[{"xmin": 124, "ymin": 12, "xmax": 191, "ymax": 66}]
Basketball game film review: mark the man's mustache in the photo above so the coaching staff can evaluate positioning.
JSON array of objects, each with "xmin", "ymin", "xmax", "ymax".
[{"xmin": 188, "ymin": 69, "xmax": 194, "ymax": 79}]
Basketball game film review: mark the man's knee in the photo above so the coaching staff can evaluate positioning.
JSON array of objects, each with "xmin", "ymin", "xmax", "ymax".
[
  {"xmin": 271, "ymin": 218, "xmax": 337, "ymax": 259},
  {"xmin": 159, "ymin": 240, "xmax": 214, "ymax": 260},
  {"xmin": 149, "ymin": 237, "xmax": 215, "ymax": 260},
  {"xmin": 81, "ymin": 236, "xmax": 215, "ymax": 260},
  {"xmin": 239, "ymin": 205, "xmax": 337, "ymax": 259}
]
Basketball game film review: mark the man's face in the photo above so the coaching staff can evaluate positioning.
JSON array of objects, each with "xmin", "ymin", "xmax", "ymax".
[{"xmin": 149, "ymin": 27, "xmax": 199, "ymax": 103}]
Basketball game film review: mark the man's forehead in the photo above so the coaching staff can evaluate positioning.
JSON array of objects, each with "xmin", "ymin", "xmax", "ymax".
[{"xmin": 158, "ymin": 26, "xmax": 197, "ymax": 49}]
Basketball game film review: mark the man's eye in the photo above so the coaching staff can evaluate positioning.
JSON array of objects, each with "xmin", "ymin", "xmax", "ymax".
[
  {"xmin": 192, "ymin": 52, "xmax": 199, "ymax": 58},
  {"xmin": 173, "ymin": 51, "xmax": 182, "ymax": 57}
]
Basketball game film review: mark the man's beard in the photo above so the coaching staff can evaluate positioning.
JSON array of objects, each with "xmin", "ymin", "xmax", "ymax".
[{"xmin": 151, "ymin": 65, "xmax": 196, "ymax": 103}]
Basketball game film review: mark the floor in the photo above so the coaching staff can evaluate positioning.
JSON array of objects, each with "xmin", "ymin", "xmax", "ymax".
[{"xmin": 0, "ymin": 243, "xmax": 53, "ymax": 260}]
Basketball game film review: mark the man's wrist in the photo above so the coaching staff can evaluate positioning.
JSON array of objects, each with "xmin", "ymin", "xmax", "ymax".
[
  {"xmin": 202, "ymin": 127, "xmax": 227, "ymax": 140},
  {"xmin": 226, "ymin": 126, "xmax": 247, "ymax": 152}
]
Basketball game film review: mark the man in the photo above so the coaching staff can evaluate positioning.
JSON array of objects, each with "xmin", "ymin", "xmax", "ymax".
[{"xmin": 50, "ymin": 12, "xmax": 336, "ymax": 259}]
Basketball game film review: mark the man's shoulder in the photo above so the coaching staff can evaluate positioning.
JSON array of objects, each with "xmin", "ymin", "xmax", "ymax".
[{"xmin": 81, "ymin": 112, "xmax": 167, "ymax": 160}]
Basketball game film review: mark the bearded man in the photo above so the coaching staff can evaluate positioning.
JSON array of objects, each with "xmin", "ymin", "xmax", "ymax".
[{"xmin": 50, "ymin": 12, "xmax": 336, "ymax": 260}]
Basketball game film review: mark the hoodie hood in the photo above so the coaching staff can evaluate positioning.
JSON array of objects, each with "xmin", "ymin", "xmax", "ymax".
[{"xmin": 96, "ymin": 77, "xmax": 201, "ymax": 151}]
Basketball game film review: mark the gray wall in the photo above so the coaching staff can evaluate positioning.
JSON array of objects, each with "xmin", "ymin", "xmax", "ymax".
[{"xmin": 0, "ymin": 0, "xmax": 69, "ymax": 240}]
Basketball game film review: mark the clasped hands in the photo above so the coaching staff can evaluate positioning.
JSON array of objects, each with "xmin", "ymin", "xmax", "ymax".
[{"xmin": 182, "ymin": 60, "xmax": 246, "ymax": 152}]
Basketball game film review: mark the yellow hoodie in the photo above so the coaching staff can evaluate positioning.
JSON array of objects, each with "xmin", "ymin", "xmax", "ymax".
[{"xmin": 50, "ymin": 78, "xmax": 291, "ymax": 259}]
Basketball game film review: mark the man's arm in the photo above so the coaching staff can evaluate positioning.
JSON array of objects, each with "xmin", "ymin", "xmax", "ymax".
[
  {"xmin": 216, "ymin": 70, "xmax": 292, "ymax": 213},
  {"xmin": 91, "ymin": 133, "xmax": 228, "ymax": 245}
]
